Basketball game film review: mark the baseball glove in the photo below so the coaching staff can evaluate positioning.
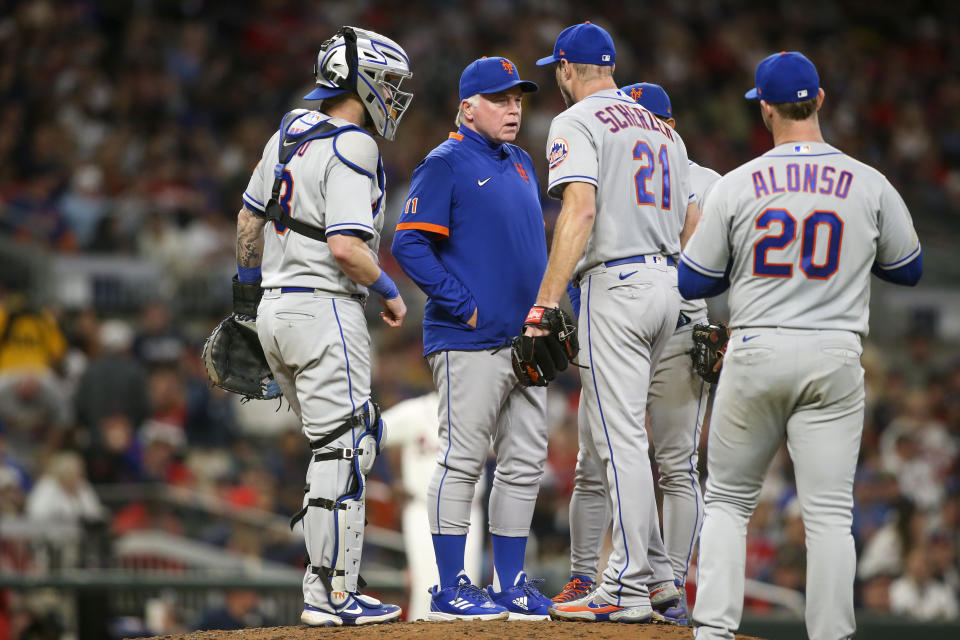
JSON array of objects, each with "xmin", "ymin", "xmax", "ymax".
[
  {"xmin": 511, "ymin": 306, "xmax": 579, "ymax": 387},
  {"xmin": 690, "ymin": 321, "xmax": 729, "ymax": 384},
  {"xmin": 202, "ymin": 315, "xmax": 281, "ymax": 401}
]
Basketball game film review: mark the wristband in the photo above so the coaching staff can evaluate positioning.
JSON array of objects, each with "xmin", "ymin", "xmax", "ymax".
[
  {"xmin": 369, "ymin": 271, "xmax": 399, "ymax": 299},
  {"xmin": 237, "ymin": 265, "xmax": 262, "ymax": 283}
]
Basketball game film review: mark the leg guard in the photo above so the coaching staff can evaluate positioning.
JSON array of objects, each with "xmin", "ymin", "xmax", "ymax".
[{"xmin": 291, "ymin": 402, "xmax": 384, "ymax": 607}]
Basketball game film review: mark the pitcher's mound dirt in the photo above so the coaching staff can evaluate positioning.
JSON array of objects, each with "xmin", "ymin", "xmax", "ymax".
[{"xmin": 144, "ymin": 620, "xmax": 765, "ymax": 640}]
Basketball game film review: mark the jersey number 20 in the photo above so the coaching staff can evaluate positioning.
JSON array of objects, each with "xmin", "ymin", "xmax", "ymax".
[
  {"xmin": 753, "ymin": 208, "xmax": 843, "ymax": 280},
  {"xmin": 633, "ymin": 141, "xmax": 670, "ymax": 210}
]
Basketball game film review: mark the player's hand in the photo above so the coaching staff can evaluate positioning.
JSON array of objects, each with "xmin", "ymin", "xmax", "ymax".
[
  {"xmin": 380, "ymin": 295, "xmax": 406, "ymax": 327},
  {"xmin": 467, "ymin": 307, "xmax": 478, "ymax": 328}
]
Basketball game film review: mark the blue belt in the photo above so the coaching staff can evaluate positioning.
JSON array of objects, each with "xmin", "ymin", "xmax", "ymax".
[
  {"xmin": 575, "ymin": 254, "xmax": 678, "ymax": 287},
  {"xmin": 273, "ymin": 287, "xmax": 365, "ymax": 301},
  {"xmin": 605, "ymin": 254, "xmax": 677, "ymax": 268}
]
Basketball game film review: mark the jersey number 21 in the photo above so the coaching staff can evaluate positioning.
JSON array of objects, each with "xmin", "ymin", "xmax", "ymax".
[{"xmin": 633, "ymin": 141, "xmax": 670, "ymax": 210}]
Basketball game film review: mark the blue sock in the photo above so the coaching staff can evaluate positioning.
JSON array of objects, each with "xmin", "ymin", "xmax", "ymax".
[
  {"xmin": 432, "ymin": 534, "xmax": 467, "ymax": 588},
  {"xmin": 491, "ymin": 534, "xmax": 527, "ymax": 591}
]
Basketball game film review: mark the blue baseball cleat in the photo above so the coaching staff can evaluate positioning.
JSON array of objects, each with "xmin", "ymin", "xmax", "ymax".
[
  {"xmin": 301, "ymin": 593, "xmax": 402, "ymax": 627},
  {"xmin": 427, "ymin": 574, "xmax": 510, "ymax": 621},
  {"xmin": 650, "ymin": 579, "xmax": 687, "ymax": 625},
  {"xmin": 486, "ymin": 572, "xmax": 552, "ymax": 620}
]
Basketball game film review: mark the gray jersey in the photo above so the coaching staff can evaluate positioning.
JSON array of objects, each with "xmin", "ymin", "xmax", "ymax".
[
  {"xmin": 545, "ymin": 89, "xmax": 693, "ymax": 277},
  {"xmin": 682, "ymin": 142, "xmax": 919, "ymax": 335},
  {"xmin": 681, "ymin": 161, "xmax": 721, "ymax": 318},
  {"xmin": 243, "ymin": 111, "xmax": 385, "ymax": 295}
]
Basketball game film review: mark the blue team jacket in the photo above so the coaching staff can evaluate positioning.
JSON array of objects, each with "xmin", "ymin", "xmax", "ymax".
[{"xmin": 392, "ymin": 125, "xmax": 547, "ymax": 356}]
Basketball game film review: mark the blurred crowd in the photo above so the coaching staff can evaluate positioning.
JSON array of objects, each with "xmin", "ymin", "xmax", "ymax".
[
  {"xmin": 0, "ymin": 0, "xmax": 958, "ymax": 636},
  {"xmin": 1, "ymin": 0, "xmax": 958, "ymax": 264}
]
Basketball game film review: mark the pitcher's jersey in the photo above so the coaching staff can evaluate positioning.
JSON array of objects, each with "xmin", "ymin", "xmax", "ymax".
[
  {"xmin": 681, "ymin": 161, "xmax": 721, "ymax": 318},
  {"xmin": 545, "ymin": 89, "xmax": 693, "ymax": 278},
  {"xmin": 242, "ymin": 113, "xmax": 385, "ymax": 296},
  {"xmin": 681, "ymin": 141, "xmax": 920, "ymax": 336}
]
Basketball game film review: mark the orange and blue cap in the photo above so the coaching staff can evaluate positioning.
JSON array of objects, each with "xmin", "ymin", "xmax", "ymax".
[
  {"xmin": 621, "ymin": 82, "xmax": 672, "ymax": 118},
  {"xmin": 745, "ymin": 51, "xmax": 819, "ymax": 103},
  {"xmin": 536, "ymin": 22, "xmax": 615, "ymax": 67},
  {"xmin": 459, "ymin": 57, "xmax": 538, "ymax": 101}
]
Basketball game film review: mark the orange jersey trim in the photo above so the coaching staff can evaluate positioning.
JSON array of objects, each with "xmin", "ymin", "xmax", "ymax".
[
  {"xmin": 395, "ymin": 222, "xmax": 450, "ymax": 237},
  {"xmin": 448, "ymin": 132, "xmax": 463, "ymax": 141}
]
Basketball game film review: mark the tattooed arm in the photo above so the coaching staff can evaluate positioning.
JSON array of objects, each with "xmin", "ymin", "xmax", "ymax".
[{"xmin": 237, "ymin": 206, "xmax": 266, "ymax": 270}]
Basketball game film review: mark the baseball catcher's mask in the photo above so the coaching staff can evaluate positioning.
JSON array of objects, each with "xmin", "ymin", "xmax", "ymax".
[{"xmin": 305, "ymin": 26, "xmax": 414, "ymax": 141}]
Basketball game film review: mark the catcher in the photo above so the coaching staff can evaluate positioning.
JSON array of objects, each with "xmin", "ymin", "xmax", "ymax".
[{"xmin": 218, "ymin": 26, "xmax": 413, "ymax": 627}]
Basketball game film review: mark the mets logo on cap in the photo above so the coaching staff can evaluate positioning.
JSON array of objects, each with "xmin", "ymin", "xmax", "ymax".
[{"xmin": 548, "ymin": 138, "xmax": 568, "ymax": 170}]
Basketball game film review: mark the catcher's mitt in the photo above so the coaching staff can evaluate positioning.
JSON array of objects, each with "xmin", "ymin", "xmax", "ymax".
[
  {"xmin": 202, "ymin": 315, "xmax": 281, "ymax": 400},
  {"xmin": 511, "ymin": 306, "xmax": 579, "ymax": 387},
  {"xmin": 690, "ymin": 321, "xmax": 729, "ymax": 384}
]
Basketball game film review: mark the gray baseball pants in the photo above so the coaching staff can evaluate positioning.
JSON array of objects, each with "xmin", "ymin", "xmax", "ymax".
[
  {"xmin": 257, "ymin": 290, "xmax": 372, "ymax": 610},
  {"xmin": 692, "ymin": 328, "xmax": 863, "ymax": 640},
  {"xmin": 426, "ymin": 348, "xmax": 548, "ymax": 541},
  {"xmin": 577, "ymin": 261, "xmax": 680, "ymax": 607}
]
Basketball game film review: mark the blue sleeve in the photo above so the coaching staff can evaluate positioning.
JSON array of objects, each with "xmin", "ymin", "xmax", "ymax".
[
  {"xmin": 679, "ymin": 261, "xmax": 730, "ymax": 299},
  {"xmin": 872, "ymin": 250, "xmax": 922, "ymax": 286},
  {"xmin": 567, "ymin": 282, "xmax": 581, "ymax": 317},
  {"xmin": 391, "ymin": 229, "xmax": 477, "ymax": 322},
  {"xmin": 395, "ymin": 156, "xmax": 454, "ymax": 238}
]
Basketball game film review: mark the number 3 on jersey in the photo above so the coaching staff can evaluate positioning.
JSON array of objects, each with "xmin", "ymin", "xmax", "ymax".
[
  {"xmin": 273, "ymin": 170, "xmax": 294, "ymax": 234},
  {"xmin": 633, "ymin": 141, "xmax": 670, "ymax": 209},
  {"xmin": 754, "ymin": 208, "xmax": 843, "ymax": 280}
]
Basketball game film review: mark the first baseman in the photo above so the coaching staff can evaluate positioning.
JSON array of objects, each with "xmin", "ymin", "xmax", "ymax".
[
  {"xmin": 554, "ymin": 82, "xmax": 720, "ymax": 625},
  {"xmin": 528, "ymin": 22, "xmax": 701, "ymax": 623},
  {"xmin": 680, "ymin": 52, "xmax": 922, "ymax": 640},
  {"xmin": 391, "ymin": 56, "xmax": 553, "ymax": 620},
  {"xmin": 235, "ymin": 26, "xmax": 414, "ymax": 627}
]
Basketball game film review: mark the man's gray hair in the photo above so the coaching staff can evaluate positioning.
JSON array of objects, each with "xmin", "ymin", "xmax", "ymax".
[{"xmin": 455, "ymin": 94, "xmax": 481, "ymax": 127}]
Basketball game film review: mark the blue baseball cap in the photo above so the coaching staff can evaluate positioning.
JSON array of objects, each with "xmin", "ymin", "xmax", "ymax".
[
  {"xmin": 459, "ymin": 57, "xmax": 538, "ymax": 101},
  {"xmin": 621, "ymin": 82, "xmax": 672, "ymax": 118},
  {"xmin": 536, "ymin": 22, "xmax": 616, "ymax": 67},
  {"xmin": 745, "ymin": 51, "xmax": 819, "ymax": 103}
]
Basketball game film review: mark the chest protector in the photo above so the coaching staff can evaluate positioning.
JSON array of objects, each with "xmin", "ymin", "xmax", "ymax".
[{"xmin": 263, "ymin": 110, "xmax": 385, "ymax": 241}]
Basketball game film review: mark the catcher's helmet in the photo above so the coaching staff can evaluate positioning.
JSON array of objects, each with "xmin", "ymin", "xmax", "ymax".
[{"xmin": 305, "ymin": 26, "xmax": 413, "ymax": 141}]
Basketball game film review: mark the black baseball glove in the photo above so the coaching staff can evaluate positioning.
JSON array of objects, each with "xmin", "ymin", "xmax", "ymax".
[
  {"xmin": 690, "ymin": 321, "xmax": 729, "ymax": 384},
  {"xmin": 202, "ymin": 314, "xmax": 281, "ymax": 401},
  {"xmin": 511, "ymin": 306, "xmax": 579, "ymax": 387}
]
